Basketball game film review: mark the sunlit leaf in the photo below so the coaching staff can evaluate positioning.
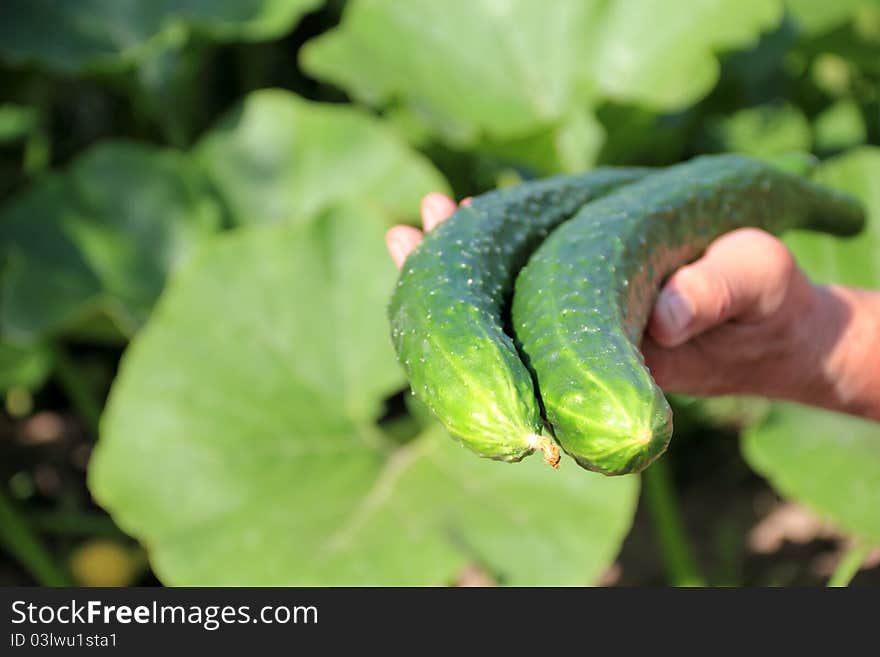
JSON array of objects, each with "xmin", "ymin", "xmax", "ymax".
[
  {"xmin": 302, "ymin": 0, "xmax": 781, "ymax": 153},
  {"xmin": 195, "ymin": 89, "xmax": 449, "ymax": 226},
  {"xmin": 592, "ymin": 0, "xmax": 782, "ymax": 108}
]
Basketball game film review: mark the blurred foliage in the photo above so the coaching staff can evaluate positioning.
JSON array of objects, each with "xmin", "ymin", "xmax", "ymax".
[
  {"xmin": 0, "ymin": 0, "xmax": 878, "ymax": 585},
  {"xmin": 0, "ymin": 0, "xmax": 323, "ymax": 73},
  {"xmin": 744, "ymin": 404, "xmax": 880, "ymax": 545},
  {"xmin": 698, "ymin": 102, "xmax": 812, "ymax": 158},
  {"xmin": 785, "ymin": 146, "xmax": 880, "ymax": 287},
  {"xmin": 195, "ymin": 90, "xmax": 449, "ymax": 226},
  {"xmin": 300, "ymin": 0, "xmax": 780, "ymax": 172},
  {"xmin": 0, "ymin": 142, "xmax": 222, "ymax": 341}
]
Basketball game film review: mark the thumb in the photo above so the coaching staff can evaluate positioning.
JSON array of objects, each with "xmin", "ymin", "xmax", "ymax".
[{"xmin": 647, "ymin": 228, "xmax": 797, "ymax": 348}]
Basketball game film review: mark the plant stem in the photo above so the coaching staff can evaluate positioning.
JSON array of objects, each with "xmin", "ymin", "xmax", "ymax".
[
  {"xmin": 29, "ymin": 510, "xmax": 128, "ymax": 540},
  {"xmin": 0, "ymin": 489, "xmax": 72, "ymax": 586},
  {"xmin": 51, "ymin": 344, "xmax": 102, "ymax": 436},
  {"xmin": 643, "ymin": 458, "xmax": 705, "ymax": 586},
  {"xmin": 827, "ymin": 543, "xmax": 871, "ymax": 587}
]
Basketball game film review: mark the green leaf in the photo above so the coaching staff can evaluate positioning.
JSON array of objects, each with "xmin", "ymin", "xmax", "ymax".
[
  {"xmin": 182, "ymin": 0, "xmax": 324, "ymax": 42},
  {"xmin": 784, "ymin": 147, "xmax": 880, "ymax": 288},
  {"xmin": 0, "ymin": 0, "xmax": 322, "ymax": 73},
  {"xmin": 301, "ymin": 0, "xmax": 607, "ymax": 143},
  {"xmin": 813, "ymin": 99, "xmax": 868, "ymax": 154},
  {"xmin": 301, "ymin": 0, "xmax": 780, "ymax": 150},
  {"xmin": 0, "ymin": 104, "xmax": 38, "ymax": 143},
  {"xmin": 592, "ymin": 0, "xmax": 782, "ymax": 108},
  {"xmin": 479, "ymin": 109, "xmax": 606, "ymax": 176},
  {"xmin": 0, "ymin": 340, "xmax": 52, "ymax": 392},
  {"xmin": 596, "ymin": 104, "xmax": 690, "ymax": 166},
  {"xmin": 785, "ymin": 0, "xmax": 866, "ymax": 35},
  {"xmin": 0, "ymin": 141, "xmax": 221, "ymax": 340},
  {"xmin": 90, "ymin": 211, "xmax": 638, "ymax": 585},
  {"xmin": 699, "ymin": 103, "xmax": 812, "ymax": 158},
  {"xmin": 195, "ymin": 89, "xmax": 449, "ymax": 226},
  {"xmin": 743, "ymin": 404, "xmax": 880, "ymax": 544}
]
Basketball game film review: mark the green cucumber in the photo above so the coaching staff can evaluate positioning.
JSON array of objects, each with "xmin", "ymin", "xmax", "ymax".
[
  {"xmin": 389, "ymin": 168, "xmax": 648, "ymax": 466},
  {"xmin": 513, "ymin": 154, "xmax": 865, "ymax": 475}
]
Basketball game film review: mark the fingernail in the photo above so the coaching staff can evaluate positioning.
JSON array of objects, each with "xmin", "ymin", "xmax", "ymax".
[
  {"xmin": 657, "ymin": 290, "xmax": 693, "ymax": 343},
  {"xmin": 423, "ymin": 195, "xmax": 448, "ymax": 231}
]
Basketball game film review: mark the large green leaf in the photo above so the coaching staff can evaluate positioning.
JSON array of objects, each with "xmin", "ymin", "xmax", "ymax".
[
  {"xmin": 0, "ymin": 0, "xmax": 322, "ymax": 73},
  {"xmin": 743, "ymin": 404, "xmax": 880, "ymax": 544},
  {"xmin": 90, "ymin": 210, "xmax": 638, "ymax": 585},
  {"xmin": 195, "ymin": 89, "xmax": 449, "ymax": 226},
  {"xmin": 301, "ymin": 0, "xmax": 780, "ymax": 158},
  {"xmin": 0, "ymin": 141, "xmax": 221, "ymax": 341},
  {"xmin": 301, "ymin": 0, "xmax": 606, "ymax": 144},
  {"xmin": 592, "ymin": 0, "xmax": 782, "ymax": 108},
  {"xmin": 784, "ymin": 147, "xmax": 880, "ymax": 288}
]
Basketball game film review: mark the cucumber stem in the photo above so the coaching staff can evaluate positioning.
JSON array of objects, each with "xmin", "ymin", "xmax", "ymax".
[
  {"xmin": 643, "ymin": 458, "xmax": 705, "ymax": 586},
  {"xmin": 526, "ymin": 433, "xmax": 560, "ymax": 469},
  {"xmin": 827, "ymin": 543, "xmax": 871, "ymax": 587}
]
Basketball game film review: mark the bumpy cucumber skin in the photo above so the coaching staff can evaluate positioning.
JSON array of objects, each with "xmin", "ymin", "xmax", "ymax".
[
  {"xmin": 513, "ymin": 154, "xmax": 865, "ymax": 475},
  {"xmin": 389, "ymin": 169, "xmax": 648, "ymax": 463}
]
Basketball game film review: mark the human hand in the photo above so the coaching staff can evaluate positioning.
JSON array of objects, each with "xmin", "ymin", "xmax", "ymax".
[{"xmin": 387, "ymin": 193, "xmax": 880, "ymax": 420}]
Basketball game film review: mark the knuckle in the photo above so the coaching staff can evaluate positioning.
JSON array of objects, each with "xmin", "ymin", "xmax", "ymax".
[{"xmin": 739, "ymin": 229, "xmax": 795, "ymax": 280}]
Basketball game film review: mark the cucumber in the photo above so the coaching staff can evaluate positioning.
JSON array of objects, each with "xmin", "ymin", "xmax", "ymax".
[
  {"xmin": 389, "ymin": 168, "xmax": 648, "ymax": 466},
  {"xmin": 513, "ymin": 154, "xmax": 865, "ymax": 475}
]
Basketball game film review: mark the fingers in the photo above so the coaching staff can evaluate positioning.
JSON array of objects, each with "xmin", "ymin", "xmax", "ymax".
[
  {"xmin": 386, "ymin": 225, "xmax": 423, "ymax": 269},
  {"xmin": 648, "ymin": 228, "xmax": 797, "ymax": 348},
  {"xmin": 421, "ymin": 192, "xmax": 458, "ymax": 232},
  {"xmin": 387, "ymin": 193, "xmax": 467, "ymax": 268}
]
